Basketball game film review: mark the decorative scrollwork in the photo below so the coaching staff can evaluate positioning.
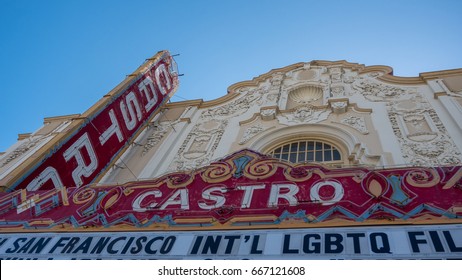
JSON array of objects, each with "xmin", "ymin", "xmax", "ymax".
[
  {"xmin": 404, "ymin": 168, "xmax": 440, "ymax": 188},
  {"xmin": 284, "ymin": 166, "xmax": 313, "ymax": 182},
  {"xmin": 72, "ymin": 187, "xmax": 96, "ymax": 205},
  {"xmin": 201, "ymin": 162, "xmax": 233, "ymax": 183},
  {"xmin": 244, "ymin": 159, "xmax": 278, "ymax": 180},
  {"xmin": 166, "ymin": 172, "xmax": 194, "ymax": 188}
]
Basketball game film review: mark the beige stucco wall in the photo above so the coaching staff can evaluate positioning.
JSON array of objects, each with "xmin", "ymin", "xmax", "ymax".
[{"xmin": 95, "ymin": 61, "xmax": 462, "ymax": 184}]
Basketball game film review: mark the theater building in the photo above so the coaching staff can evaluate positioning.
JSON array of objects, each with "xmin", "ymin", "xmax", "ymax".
[{"xmin": 0, "ymin": 51, "xmax": 462, "ymax": 259}]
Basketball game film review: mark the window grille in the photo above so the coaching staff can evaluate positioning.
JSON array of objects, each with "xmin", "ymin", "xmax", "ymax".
[{"xmin": 268, "ymin": 140, "xmax": 342, "ymax": 164}]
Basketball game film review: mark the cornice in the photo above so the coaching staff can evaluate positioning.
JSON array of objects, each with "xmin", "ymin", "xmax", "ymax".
[
  {"xmin": 200, "ymin": 92, "xmax": 240, "ymax": 108},
  {"xmin": 166, "ymin": 60, "xmax": 462, "ymax": 111},
  {"xmin": 43, "ymin": 114, "xmax": 81, "ymax": 124},
  {"xmin": 17, "ymin": 133, "xmax": 32, "ymax": 140},
  {"xmin": 164, "ymin": 92, "xmax": 242, "ymax": 110},
  {"xmin": 164, "ymin": 99, "xmax": 203, "ymax": 109},
  {"xmin": 377, "ymin": 74, "xmax": 425, "ymax": 85},
  {"xmin": 420, "ymin": 68, "xmax": 462, "ymax": 80}
]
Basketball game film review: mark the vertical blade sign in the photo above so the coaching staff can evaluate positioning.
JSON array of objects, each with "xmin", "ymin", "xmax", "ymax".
[{"xmin": 11, "ymin": 51, "xmax": 179, "ymax": 191}]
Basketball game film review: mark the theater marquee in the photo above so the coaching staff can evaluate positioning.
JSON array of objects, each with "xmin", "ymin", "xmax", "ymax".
[
  {"xmin": 1, "ymin": 225, "xmax": 461, "ymax": 259},
  {"xmin": 0, "ymin": 150, "xmax": 461, "ymax": 232}
]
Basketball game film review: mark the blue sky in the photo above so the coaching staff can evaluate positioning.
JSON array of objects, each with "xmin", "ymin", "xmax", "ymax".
[{"xmin": 1, "ymin": 0, "xmax": 461, "ymax": 152}]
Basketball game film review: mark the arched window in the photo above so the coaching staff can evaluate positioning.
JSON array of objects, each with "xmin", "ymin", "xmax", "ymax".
[{"xmin": 268, "ymin": 140, "xmax": 342, "ymax": 164}]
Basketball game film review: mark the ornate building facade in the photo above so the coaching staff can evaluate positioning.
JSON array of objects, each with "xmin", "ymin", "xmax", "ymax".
[{"xmin": 1, "ymin": 53, "xmax": 462, "ymax": 259}]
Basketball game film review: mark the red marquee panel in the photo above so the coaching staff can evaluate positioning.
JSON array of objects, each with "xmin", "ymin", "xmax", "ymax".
[{"xmin": 0, "ymin": 150, "xmax": 461, "ymax": 231}]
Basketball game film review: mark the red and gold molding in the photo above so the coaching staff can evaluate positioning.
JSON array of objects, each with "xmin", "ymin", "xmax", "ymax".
[{"xmin": 0, "ymin": 149, "xmax": 461, "ymax": 232}]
